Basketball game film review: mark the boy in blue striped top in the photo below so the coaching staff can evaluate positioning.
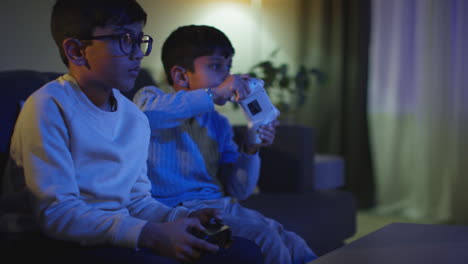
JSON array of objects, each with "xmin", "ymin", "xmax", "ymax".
[{"xmin": 133, "ymin": 25, "xmax": 317, "ymax": 264}]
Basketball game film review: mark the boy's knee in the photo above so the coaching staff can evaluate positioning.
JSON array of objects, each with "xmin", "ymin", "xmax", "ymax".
[{"xmin": 256, "ymin": 225, "xmax": 282, "ymax": 241}]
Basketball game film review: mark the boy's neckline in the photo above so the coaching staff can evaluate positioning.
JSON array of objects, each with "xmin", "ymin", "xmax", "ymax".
[{"xmin": 63, "ymin": 74, "xmax": 119, "ymax": 113}]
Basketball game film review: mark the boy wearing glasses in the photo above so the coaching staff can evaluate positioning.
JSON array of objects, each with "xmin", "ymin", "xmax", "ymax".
[
  {"xmin": 0, "ymin": 1, "xmax": 263, "ymax": 264},
  {"xmin": 133, "ymin": 25, "xmax": 317, "ymax": 264}
]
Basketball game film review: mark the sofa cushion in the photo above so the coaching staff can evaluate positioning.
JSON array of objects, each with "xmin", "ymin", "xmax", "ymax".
[
  {"xmin": 0, "ymin": 71, "xmax": 62, "ymax": 182},
  {"xmin": 314, "ymin": 154, "xmax": 345, "ymax": 190},
  {"xmin": 0, "ymin": 70, "xmax": 61, "ymax": 156}
]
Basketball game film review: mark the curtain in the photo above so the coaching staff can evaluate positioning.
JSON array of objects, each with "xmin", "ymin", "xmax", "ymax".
[
  {"xmin": 369, "ymin": 0, "xmax": 468, "ymax": 224},
  {"xmin": 297, "ymin": 0, "xmax": 375, "ymax": 209}
]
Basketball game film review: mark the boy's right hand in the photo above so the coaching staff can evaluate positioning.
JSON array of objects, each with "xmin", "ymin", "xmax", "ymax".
[
  {"xmin": 212, "ymin": 74, "xmax": 251, "ymax": 105},
  {"xmin": 138, "ymin": 218, "xmax": 219, "ymax": 263}
]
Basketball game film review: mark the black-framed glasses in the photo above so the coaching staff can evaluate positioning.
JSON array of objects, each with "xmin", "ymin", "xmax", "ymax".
[{"xmin": 85, "ymin": 33, "xmax": 153, "ymax": 56}]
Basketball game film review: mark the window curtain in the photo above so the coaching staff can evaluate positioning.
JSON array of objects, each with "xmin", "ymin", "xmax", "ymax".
[
  {"xmin": 297, "ymin": 0, "xmax": 375, "ymax": 209},
  {"xmin": 369, "ymin": 0, "xmax": 468, "ymax": 224}
]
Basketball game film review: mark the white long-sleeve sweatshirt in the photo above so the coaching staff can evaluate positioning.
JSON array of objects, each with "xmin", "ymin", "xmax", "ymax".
[{"xmin": 1, "ymin": 74, "xmax": 189, "ymax": 248}]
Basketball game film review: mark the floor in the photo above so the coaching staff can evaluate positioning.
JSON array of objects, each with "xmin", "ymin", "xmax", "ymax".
[
  {"xmin": 345, "ymin": 209, "xmax": 429, "ymax": 243},
  {"xmin": 306, "ymin": 209, "xmax": 423, "ymax": 263}
]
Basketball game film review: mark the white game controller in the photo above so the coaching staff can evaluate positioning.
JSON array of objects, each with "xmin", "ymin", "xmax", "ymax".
[{"xmin": 237, "ymin": 78, "xmax": 280, "ymax": 144}]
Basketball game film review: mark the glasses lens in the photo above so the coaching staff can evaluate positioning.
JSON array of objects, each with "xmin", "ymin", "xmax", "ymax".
[
  {"xmin": 140, "ymin": 35, "xmax": 152, "ymax": 56},
  {"xmin": 119, "ymin": 34, "xmax": 152, "ymax": 56},
  {"xmin": 120, "ymin": 34, "xmax": 134, "ymax": 55}
]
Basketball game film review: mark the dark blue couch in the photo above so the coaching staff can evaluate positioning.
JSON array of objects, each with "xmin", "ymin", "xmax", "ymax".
[{"xmin": 0, "ymin": 69, "xmax": 356, "ymax": 257}]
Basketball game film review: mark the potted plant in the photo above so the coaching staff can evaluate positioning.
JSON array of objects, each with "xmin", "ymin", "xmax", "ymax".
[{"xmin": 247, "ymin": 52, "xmax": 323, "ymax": 123}]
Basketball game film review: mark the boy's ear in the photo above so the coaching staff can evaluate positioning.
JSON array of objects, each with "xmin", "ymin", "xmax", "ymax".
[
  {"xmin": 171, "ymin": 65, "xmax": 190, "ymax": 89},
  {"xmin": 62, "ymin": 38, "xmax": 87, "ymax": 66}
]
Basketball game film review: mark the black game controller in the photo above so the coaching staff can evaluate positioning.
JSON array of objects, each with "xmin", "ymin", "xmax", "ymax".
[{"xmin": 187, "ymin": 218, "xmax": 232, "ymax": 248}]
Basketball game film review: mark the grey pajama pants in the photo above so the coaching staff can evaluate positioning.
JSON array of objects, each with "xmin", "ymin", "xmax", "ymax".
[{"xmin": 180, "ymin": 197, "xmax": 317, "ymax": 264}]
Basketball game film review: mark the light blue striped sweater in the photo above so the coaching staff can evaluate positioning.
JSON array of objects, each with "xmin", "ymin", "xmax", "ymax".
[{"xmin": 133, "ymin": 86, "xmax": 260, "ymax": 207}]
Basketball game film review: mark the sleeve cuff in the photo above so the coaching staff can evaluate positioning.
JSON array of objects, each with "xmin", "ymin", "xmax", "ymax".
[
  {"xmin": 186, "ymin": 89, "xmax": 214, "ymax": 116},
  {"xmin": 239, "ymin": 149, "xmax": 260, "ymax": 158},
  {"xmin": 168, "ymin": 206, "xmax": 191, "ymax": 221},
  {"xmin": 114, "ymin": 217, "xmax": 148, "ymax": 249}
]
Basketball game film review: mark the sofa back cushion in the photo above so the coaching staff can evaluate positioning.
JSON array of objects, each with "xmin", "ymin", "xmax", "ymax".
[
  {"xmin": 0, "ymin": 71, "xmax": 62, "ymax": 177},
  {"xmin": 233, "ymin": 124, "xmax": 315, "ymax": 192}
]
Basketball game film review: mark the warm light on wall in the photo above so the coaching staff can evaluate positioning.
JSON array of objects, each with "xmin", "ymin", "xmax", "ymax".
[
  {"xmin": 139, "ymin": 0, "xmax": 300, "ymax": 89},
  {"xmin": 193, "ymin": 2, "xmax": 254, "ymax": 30},
  {"xmin": 191, "ymin": 1, "xmax": 262, "ymax": 71},
  {"xmin": 251, "ymin": 0, "xmax": 262, "ymax": 9}
]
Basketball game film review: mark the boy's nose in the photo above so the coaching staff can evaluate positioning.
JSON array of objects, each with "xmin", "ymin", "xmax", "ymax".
[{"xmin": 131, "ymin": 46, "xmax": 144, "ymax": 60}]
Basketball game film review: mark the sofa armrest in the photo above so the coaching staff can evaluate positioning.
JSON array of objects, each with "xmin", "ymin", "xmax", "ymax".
[{"xmin": 233, "ymin": 124, "xmax": 315, "ymax": 192}]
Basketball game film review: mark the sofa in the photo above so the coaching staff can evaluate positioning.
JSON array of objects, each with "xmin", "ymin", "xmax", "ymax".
[{"xmin": 0, "ymin": 69, "xmax": 356, "ymax": 257}]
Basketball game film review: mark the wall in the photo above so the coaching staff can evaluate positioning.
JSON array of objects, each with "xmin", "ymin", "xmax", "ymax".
[
  {"xmin": 138, "ymin": 0, "xmax": 301, "ymax": 87},
  {"xmin": 0, "ymin": 0, "xmax": 303, "ymax": 123},
  {"xmin": 0, "ymin": 0, "xmax": 64, "ymax": 72}
]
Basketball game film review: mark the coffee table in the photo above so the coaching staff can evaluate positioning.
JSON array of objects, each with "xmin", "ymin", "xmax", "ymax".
[{"xmin": 311, "ymin": 222, "xmax": 468, "ymax": 263}]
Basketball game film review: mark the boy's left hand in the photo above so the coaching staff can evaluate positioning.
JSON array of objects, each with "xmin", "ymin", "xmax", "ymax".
[{"xmin": 244, "ymin": 120, "xmax": 279, "ymax": 154}]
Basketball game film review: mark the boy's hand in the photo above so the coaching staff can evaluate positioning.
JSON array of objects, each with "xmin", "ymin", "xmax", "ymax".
[
  {"xmin": 138, "ymin": 218, "xmax": 219, "ymax": 263},
  {"xmin": 212, "ymin": 74, "xmax": 250, "ymax": 105},
  {"xmin": 244, "ymin": 120, "xmax": 280, "ymax": 154}
]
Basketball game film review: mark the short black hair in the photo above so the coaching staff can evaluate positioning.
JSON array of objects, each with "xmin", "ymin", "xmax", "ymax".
[
  {"xmin": 161, "ymin": 25, "xmax": 235, "ymax": 85},
  {"xmin": 51, "ymin": 0, "xmax": 147, "ymax": 67}
]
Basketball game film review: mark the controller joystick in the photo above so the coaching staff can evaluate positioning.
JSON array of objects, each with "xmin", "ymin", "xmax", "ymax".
[
  {"xmin": 206, "ymin": 217, "xmax": 223, "ymax": 230},
  {"xmin": 187, "ymin": 226, "xmax": 208, "ymax": 240}
]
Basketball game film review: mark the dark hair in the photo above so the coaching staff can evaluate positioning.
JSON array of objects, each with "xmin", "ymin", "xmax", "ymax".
[
  {"xmin": 51, "ymin": 0, "xmax": 147, "ymax": 66},
  {"xmin": 161, "ymin": 25, "xmax": 235, "ymax": 85}
]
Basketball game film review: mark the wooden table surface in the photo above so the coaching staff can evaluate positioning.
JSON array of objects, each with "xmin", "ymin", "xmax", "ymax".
[{"xmin": 311, "ymin": 222, "xmax": 468, "ymax": 264}]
